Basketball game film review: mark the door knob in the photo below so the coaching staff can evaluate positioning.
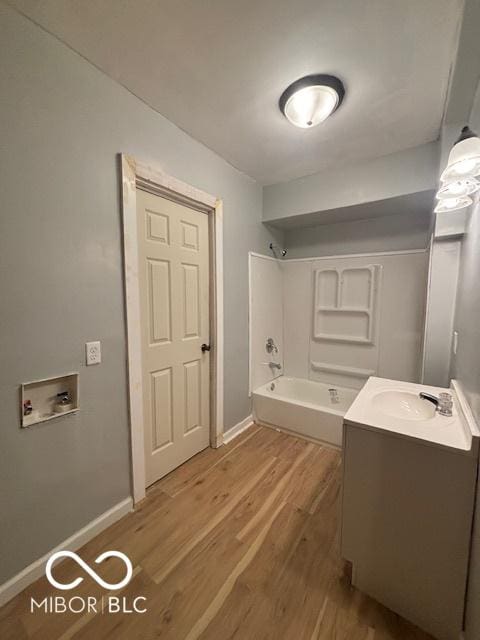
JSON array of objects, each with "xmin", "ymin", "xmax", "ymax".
[{"xmin": 201, "ymin": 343, "xmax": 211, "ymax": 353}]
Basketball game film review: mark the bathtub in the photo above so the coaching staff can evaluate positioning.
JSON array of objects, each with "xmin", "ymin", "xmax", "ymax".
[{"xmin": 252, "ymin": 376, "xmax": 358, "ymax": 447}]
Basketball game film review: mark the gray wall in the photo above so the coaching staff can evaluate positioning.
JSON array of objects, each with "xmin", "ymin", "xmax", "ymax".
[
  {"xmin": 455, "ymin": 85, "xmax": 480, "ymax": 640},
  {"xmin": 0, "ymin": 4, "xmax": 281, "ymax": 585},
  {"xmin": 422, "ymin": 122, "xmax": 465, "ymax": 390},
  {"xmin": 284, "ymin": 210, "xmax": 432, "ymax": 259},
  {"xmin": 443, "ymin": 0, "xmax": 480, "ymax": 125},
  {"xmin": 263, "ymin": 142, "xmax": 438, "ymax": 223},
  {"xmin": 422, "ymin": 239, "xmax": 461, "ymax": 387},
  {"xmin": 455, "ymin": 193, "xmax": 480, "ymax": 640}
]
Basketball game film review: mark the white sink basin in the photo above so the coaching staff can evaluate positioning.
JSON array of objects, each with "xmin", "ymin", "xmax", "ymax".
[
  {"xmin": 372, "ymin": 390, "xmax": 436, "ymax": 421},
  {"xmin": 344, "ymin": 377, "xmax": 473, "ymax": 452}
]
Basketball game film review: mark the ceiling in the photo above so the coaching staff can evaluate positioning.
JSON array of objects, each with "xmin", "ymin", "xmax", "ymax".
[{"xmin": 10, "ymin": 0, "xmax": 464, "ymax": 185}]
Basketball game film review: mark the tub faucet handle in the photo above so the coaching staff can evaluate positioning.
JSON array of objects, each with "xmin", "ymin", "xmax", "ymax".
[{"xmin": 266, "ymin": 337, "xmax": 278, "ymax": 354}]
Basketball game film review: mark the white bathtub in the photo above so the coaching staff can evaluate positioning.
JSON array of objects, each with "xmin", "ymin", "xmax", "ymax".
[{"xmin": 252, "ymin": 376, "xmax": 358, "ymax": 447}]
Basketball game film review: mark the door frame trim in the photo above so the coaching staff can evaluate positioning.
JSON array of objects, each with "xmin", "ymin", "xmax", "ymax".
[{"xmin": 120, "ymin": 153, "xmax": 224, "ymax": 504}]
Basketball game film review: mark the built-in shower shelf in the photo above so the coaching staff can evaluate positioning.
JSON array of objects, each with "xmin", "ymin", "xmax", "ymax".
[
  {"xmin": 316, "ymin": 306, "xmax": 373, "ymax": 312},
  {"xmin": 311, "ymin": 361, "xmax": 376, "ymax": 379},
  {"xmin": 313, "ymin": 265, "xmax": 380, "ymax": 344}
]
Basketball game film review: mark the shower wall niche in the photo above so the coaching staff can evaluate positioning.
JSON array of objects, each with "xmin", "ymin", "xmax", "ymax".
[
  {"xmin": 314, "ymin": 265, "xmax": 380, "ymax": 344},
  {"xmin": 311, "ymin": 263, "xmax": 381, "ymax": 389}
]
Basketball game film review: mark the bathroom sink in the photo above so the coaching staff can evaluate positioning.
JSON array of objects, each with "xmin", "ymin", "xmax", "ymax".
[
  {"xmin": 372, "ymin": 390, "xmax": 436, "ymax": 421},
  {"xmin": 344, "ymin": 377, "xmax": 472, "ymax": 452}
]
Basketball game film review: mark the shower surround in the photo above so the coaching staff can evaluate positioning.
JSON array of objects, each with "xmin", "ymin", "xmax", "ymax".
[{"xmin": 249, "ymin": 250, "xmax": 429, "ymax": 445}]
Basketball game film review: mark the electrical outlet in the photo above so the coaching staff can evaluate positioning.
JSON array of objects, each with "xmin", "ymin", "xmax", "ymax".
[{"xmin": 86, "ymin": 341, "xmax": 101, "ymax": 365}]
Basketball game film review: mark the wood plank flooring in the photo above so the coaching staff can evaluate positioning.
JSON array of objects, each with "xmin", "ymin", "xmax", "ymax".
[{"xmin": 0, "ymin": 425, "xmax": 435, "ymax": 640}]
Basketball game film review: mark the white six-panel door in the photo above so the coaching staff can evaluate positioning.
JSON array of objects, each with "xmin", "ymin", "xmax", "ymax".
[{"xmin": 136, "ymin": 188, "xmax": 210, "ymax": 487}]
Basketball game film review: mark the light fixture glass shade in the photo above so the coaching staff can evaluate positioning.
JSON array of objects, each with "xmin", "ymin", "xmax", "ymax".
[
  {"xmin": 279, "ymin": 74, "xmax": 345, "ymax": 129},
  {"xmin": 440, "ymin": 136, "xmax": 480, "ymax": 182},
  {"xmin": 436, "ymin": 177, "xmax": 479, "ymax": 199},
  {"xmin": 284, "ymin": 85, "xmax": 339, "ymax": 128},
  {"xmin": 434, "ymin": 195, "xmax": 473, "ymax": 213}
]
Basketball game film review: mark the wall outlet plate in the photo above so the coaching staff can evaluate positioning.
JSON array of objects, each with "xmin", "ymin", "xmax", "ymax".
[{"xmin": 86, "ymin": 341, "xmax": 101, "ymax": 365}]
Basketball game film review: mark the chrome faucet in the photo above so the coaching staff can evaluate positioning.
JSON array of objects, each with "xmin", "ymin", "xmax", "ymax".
[
  {"xmin": 419, "ymin": 391, "xmax": 453, "ymax": 417},
  {"xmin": 262, "ymin": 361, "xmax": 282, "ymax": 370},
  {"xmin": 419, "ymin": 392, "xmax": 439, "ymax": 407},
  {"xmin": 265, "ymin": 337, "xmax": 278, "ymax": 354}
]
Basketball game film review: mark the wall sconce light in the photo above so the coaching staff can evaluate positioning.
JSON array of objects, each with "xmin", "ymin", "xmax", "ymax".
[
  {"xmin": 434, "ymin": 196, "xmax": 473, "ymax": 214},
  {"xmin": 435, "ymin": 126, "xmax": 480, "ymax": 213},
  {"xmin": 437, "ymin": 178, "xmax": 479, "ymax": 199}
]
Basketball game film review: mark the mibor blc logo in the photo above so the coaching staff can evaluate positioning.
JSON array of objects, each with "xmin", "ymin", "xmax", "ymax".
[
  {"xmin": 30, "ymin": 550, "xmax": 147, "ymax": 614},
  {"xmin": 46, "ymin": 550, "xmax": 133, "ymax": 590}
]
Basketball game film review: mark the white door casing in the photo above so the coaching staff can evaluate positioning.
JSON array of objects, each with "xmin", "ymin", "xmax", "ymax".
[{"xmin": 121, "ymin": 154, "xmax": 224, "ymax": 503}]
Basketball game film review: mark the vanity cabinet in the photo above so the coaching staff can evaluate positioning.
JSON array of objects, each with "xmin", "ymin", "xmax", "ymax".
[{"xmin": 341, "ymin": 423, "xmax": 477, "ymax": 640}]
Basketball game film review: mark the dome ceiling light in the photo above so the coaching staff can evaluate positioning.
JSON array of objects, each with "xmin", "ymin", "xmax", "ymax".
[{"xmin": 279, "ymin": 74, "xmax": 345, "ymax": 129}]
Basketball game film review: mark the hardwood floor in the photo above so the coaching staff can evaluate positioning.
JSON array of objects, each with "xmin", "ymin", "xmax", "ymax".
[{"xmin": 0, "ymin": 425, "xmax": 435, "ymax": 640}]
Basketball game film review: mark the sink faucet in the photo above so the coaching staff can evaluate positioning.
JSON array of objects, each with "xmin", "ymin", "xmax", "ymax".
[
  {"xmin": 419, "ymin": 392, "xmax": 439, "ymax": 407},
  {"xmin": 419, "ymin": 391, "xmax": 453, "ymax": 417}
]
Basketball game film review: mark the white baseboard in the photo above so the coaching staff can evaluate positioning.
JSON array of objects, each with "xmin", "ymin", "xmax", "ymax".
[
  {"xmin": 0, "ymin": 496, "xmax": 133, "ymax": 607},
  {"xmin": 223, "ymin": 414, "xmax": 254, "ymax": 444}
]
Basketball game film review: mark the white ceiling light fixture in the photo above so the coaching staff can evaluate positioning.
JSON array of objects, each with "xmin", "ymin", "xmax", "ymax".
[
  {"xmin": 279, "ymin": 74, "xmax": 345, "ymax": 129},
  {"xmin": 434, "ymin": 196, "xmax": 473, "ymax": 213},
  {"xmin": 440, "ymin": 126, "xmax": 480, "ymax": 183}
]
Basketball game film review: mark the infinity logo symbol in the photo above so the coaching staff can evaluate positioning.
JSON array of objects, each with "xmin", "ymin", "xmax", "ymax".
[{"xmin": 46, "ymin": 551, "xmax": 133, "ymax": 591}]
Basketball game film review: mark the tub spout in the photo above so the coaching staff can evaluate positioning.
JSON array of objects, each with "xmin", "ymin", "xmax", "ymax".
[{"xmin": 262, "ymin": 362, "xmax": 282, "ymax": 370}]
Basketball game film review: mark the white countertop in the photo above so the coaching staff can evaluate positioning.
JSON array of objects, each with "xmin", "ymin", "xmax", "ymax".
[{"xmin": 344, "ymin": 377, "xmax": 476, "ymax": 453}]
